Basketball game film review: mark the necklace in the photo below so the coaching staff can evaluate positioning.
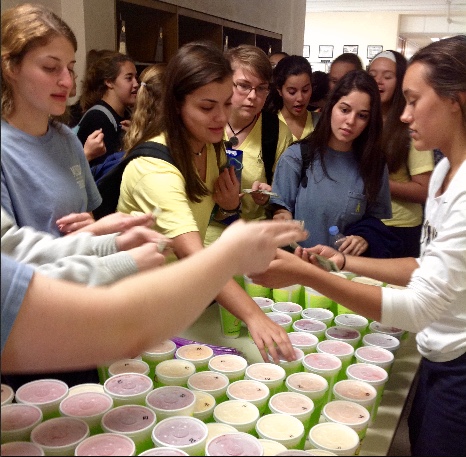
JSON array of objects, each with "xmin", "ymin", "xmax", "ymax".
[
  {"xmin": 227, "ymin": 115, "xmax": 257, "ymax": 147},
  {"xmin": 193, "ymin": 145, "xmax": 205, "ymax": 156}
]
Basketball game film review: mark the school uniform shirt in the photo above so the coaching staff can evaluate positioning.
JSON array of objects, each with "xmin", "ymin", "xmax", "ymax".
[
  {"xmin": 381, "ymin": 158, "xmax": 466, "ymax": 363},
  {"xmin": 1, "ymin": 120, "xmax": 102, "ymax": 237},
  {"xmin": 382, "ymin": 144, "xmax": 434, "ymax": 228},
  {"xmin": 270, "ymin": 143, "xmax": 392, "ymax": 248},
  {"xmin": 278, "ymin": 110, "xmax": 316, "ymax": 141},
  {"xmin": 117, "ymin": 134, "xmax": 220, "ymax": 246}
]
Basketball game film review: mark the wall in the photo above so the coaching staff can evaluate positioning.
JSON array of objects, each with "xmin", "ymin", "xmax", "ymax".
[{"xmin": 304, "ymin": 11, "xmax": 400, "ymax": 72}]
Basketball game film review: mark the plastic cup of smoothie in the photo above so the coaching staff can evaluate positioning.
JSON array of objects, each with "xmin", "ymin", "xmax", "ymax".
[
  {"xmin": 321, "ymin": 400, "xmax": 370, "ymax": 455},
  {"xmin": 332, "ymin": 380, "xmax": 377, "ymax": 415},
  {"xmin": 308, "ymin": 422, "xmax": 360, "ymax": 456},
  {"xmin": 59, "ymin": 391, "xmax": 113, "ymax": 435},
  {"xmin": 206, "ymin": 432, "xmax": 264, "ymax": 456},
  {"xmin": 151, "ymin": 416, "xmax": 208, "ymax": 456},
  {"xmin": 15, "ymin": 379, "xmax": 69, "ymax": 421},
  {"xmin": 334, "ymin": 314, "xmax": 369, "ymax": 337},
  {"xmin": 154, "ymin": 359, "xmax": 196, "ymax": 387},
  {"xmin": 1, "ymin": 384, "xmax": 14, "ymax": 406},
  {"xmin": 103, "ymin": 373, "xmax": 153, "ymax": 407},
  {"xmin": 316, "ymin": 340, "xmax": 355, "ymax": 382},
  {"xmin": 288, "ymin": 332, "xmax": 319, "ymax": 355},
  {"xmin": 362, "ymin": 332, "xmax": 401, "ymax": 354},
  {"xmin": 108, "ymin": 359, "xmax": 150, "ymax": 378},
  {"xmin": 244, "ymin": 275, "xmax": 271, "ymax": 298},
  {"xmin": 346, "ymin": 363, "xmax": 389, "ymax": 425},
  {"xmin": 302, "ymin": 353, "xmax": 342, "ymax": 404},
  {"xmin": 226, "ymin": 379, "xmax": 270, "ymax": 416},
  {"xmin": 268, "ymin": 347, "xmax": 305, "ymax": 378},
  {"xmin": 187, "ymin": 371, "xmax": 230, "ymax": 403},
  {"xmin": 258, "ymin": 438, "xmax": 287, "ymax": 456},
  {"xmin": 101, "ymin": 404, "xmax": 156, "ymax": 454},
  {"xmin": 145, "ymin": 386, "xmax": 196, "ymax": 421},
  {"xmin": 219, "ymin": 305, "xmax": 243, "ymax": 339},
  {"xmin": 139, "ymin": 448, "xmax": 189, "ymax": 456},
  {"xmin": 354, "ymin": 346, "xmax": 395, "ymax": 374},
  {"xmin": 369, "ymin": 321, "xmax": 405, "ymax": 341},
  {"xmin": 0, "ymin": 441, "xmax": 45, "ymax": 456},
  {"xmin": 1, "ymin": 403, "xmax": 43, "ymax": 444},
  {"xmin": 208, "ymin": 354, "xmax": 248, "ymax": 382},
  {"xmin": 67, "ymin": 383, "xmax": 104, "ymax": 397},
  {"xmin": 141, "ymin": 340, "xmax": 177, "ymax": 386},
  {"xmin": 30, "ymin": 417, "xmax": 89, "ymax": 456},
  {"xmin": 272, "ymin": 302, "xmax": 304, "ymax": 323},
  {"xmin": 205, "ymin": 422, "xmax": 238, "ymax": 442},
  {"xmin": 324, "ymin": 326, "xmax": 361, "ymax": 348},
  {"xmin": 75, "ymin": 432, "xmax": 136, "ymax": 456},
  {"xmin": 252, "ymin": 297, "xmax": 275, "ymax": 313},
  {"xmin": 265, "ymin": 312, "xmax": 293, "ymax": 333},
  {"xmin": 255, "ymin": 413, "xmax": 305, "ymax": 450},
  {"xmin": 285, "ymin": 372, "xmax": 329, "ymax": 429},
  {"xmin": 175, "ymin": 344, "xmax": 214, "ymax": 372},
  {"xmin": 272, "ymin": 284, "xmax": 302, "ymax": 304},
  {"xmin": 301, "ymin": 308, "xmax": 334, "ymax": 328},
  {"xmin": 192, "ymin": 390, "xmax": 216, "ymax": 422},
  {"xmin": 292, "ymin": 319, "xmax": 327, "ymax": 342},
  {"xmin": 245, "ymin": 363, "xmax": 287, "ymax": 396},
  {"xmin": 213, "ymin": 400, "xmax": 260, "ymax": 434}
]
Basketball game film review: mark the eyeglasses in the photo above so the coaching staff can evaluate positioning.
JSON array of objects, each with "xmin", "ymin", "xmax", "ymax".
[{"xmin": 233, "ymin": 81, "xmax": 270, "ymax": 97}]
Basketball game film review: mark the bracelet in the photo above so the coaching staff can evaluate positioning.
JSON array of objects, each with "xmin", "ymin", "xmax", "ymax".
[
  {"xmin": 340, "ymin": 253, "xmax": 346, "ymax": 271},
  {"xmin": 218, "ymin": 203, "xmax": 241, "ymax": 217}
]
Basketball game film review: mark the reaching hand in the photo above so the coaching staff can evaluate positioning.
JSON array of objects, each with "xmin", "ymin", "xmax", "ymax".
[
  {"xmin": 213, "ymin": 166, "xmax": 241, "ymax": 210},
  {"xmin": 250, "ymin": 181, "xmax": 271, "ymax": 206},
  {"xmin": 127, "ymin": 242, "xmax": 167, "ymax": 271},
  {"xmin": 338, "ymin": 235, "xmax": 368, "ymax": 256},
  {"xmin": 83, "ymin": 129, "xmax": 106, "ymax": 162},
  {"xmin": 115, "ymin": 225, "xmax": 171, "ymax": 253}
]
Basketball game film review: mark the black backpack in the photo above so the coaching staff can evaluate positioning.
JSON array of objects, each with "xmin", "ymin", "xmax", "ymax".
[
  {"xmin": 261, "ymin": 111, "xmax": 280, "ymax": 185},
  {"xmin": 93, "ymin": 142, "xmax": 175, "ymax": 220}
]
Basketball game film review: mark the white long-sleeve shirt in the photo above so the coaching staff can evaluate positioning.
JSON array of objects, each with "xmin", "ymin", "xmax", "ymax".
[{"xmin": 381, "ymin": 158, "xmax": 466, "ymax": 362}]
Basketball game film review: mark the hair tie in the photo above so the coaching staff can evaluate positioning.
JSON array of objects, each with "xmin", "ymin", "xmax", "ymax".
[
  {"xmin": 140, "ymin": 81, "xmax": 147, "ymax": 87},
  {"xmin": 371, "ymin": 50, "xmax": 396, "ymax": 63}
]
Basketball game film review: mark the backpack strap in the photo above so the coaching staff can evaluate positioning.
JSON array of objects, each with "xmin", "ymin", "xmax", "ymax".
[
  {"xmin": 300, "ymin": 142, "xmax": 311, "ymax": 188},
  {"xmin": 311, "ymin": 110, "xmax": 321, "ymax": 129},
  {"xmin": 261, "ymin": 111, "xmax": 280, "ymax": 185},
  {"xmin": 93, "ymin": 142, "xmax": 174, "ymax": 220},
  {"xmin": 72, "ymin": 104, "xmax": 118, "ymax": 134}
]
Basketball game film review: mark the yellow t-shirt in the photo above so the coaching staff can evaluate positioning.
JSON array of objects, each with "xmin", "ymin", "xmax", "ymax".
[
  {"xmin": 278, "ymin": 110, "xmax": 316, "ymax": 141},
  {"xmin": 382, "ymin": 144, "xmax": 434, "ymax": 227},
  {"xmin": 117, "ymin": 134, "xmax": 220, "ymax": 243}
]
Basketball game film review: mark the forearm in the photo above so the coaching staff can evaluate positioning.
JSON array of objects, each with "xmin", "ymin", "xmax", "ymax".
[{"xmin": 389, "ymin": 176, "xmax": 429, "ymax": 204}]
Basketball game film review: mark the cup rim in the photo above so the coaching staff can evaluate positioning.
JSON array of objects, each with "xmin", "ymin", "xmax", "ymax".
[{"xmin": 75, "ymin": 432, "xmax": 135, "ymax": 456}]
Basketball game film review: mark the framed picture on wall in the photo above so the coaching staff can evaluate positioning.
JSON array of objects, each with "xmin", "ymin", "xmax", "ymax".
[
  {"xmin": 303, "ymin": 45, "xmax": 310, "ymax": 58},
  {"xmin": 318, "ymin": 45, "xmax": 334, "ymax": 58},
  {"xmin": 343, "ymin": 45, "xmax": 358, "ymax": 54},
  {"xmin": 367, "ymin": 45, "xmax": 383, "ymax": 59}
]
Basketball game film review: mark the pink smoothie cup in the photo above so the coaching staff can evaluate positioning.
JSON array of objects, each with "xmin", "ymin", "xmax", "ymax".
[
  {"xmin": 59, "ymin": 391, "xmax": 113, "ymax": 435},
  {"xmin": 103, "ymin": 373, "xmax": 153, "ymax": 407},
  {"xmin": 265, "ymin": 312, "xmax": 293, "ymax": 333},
  {"xmin": 151, "ymin": 416, "xmax": 208, "ymax": 456},
  {"xmin": 1, "ymin": 384, "xmax": 14, "ymax": 406},
  {"xmin": 206, "ymin": 432, "xmax": 264, "ymax": 456},
  {"xmin": 272, "ymin": 302, "xmax": 304, "ymax": 323},
  {"xmin": 1, "ymin": 403, "xmax": 43, "ymax": 443},
  {"xmin": 226, "ymin": 379, "xmax": 270, "ymax": 415},
  {"xmin": 354, "ymin": 346, "xmax": 395, "ymax": 374},
  {"xmin": 30, "ymin": 417, "xmax": 89, "ymax": 456},
  {"xmin": 252, "ymin": 296, "xmax": 275, "ymax": 313},
  {"xmin": 75, "ymin": 432, "xmax": 136, "ymax": 456},
  {"xmin": 362, "ymin": 332, "xmax": 401, "ymax": 354},
  {"xmin": 292, "ymin": 319, "xmax": 327, "ymax": 341},
  {"xmin": 302, "ymin": 353, "xmax": 342, "ymax": 403},
  {"xmin": 0, "ymin": 441, "xmax": 45, "ymax": 456},
  {"xmin": 175, "ymin": 344, "xmax": 214, "ymax": 372},
  {"xmin": 141, "ymin": 339, "xmax": 177, "ymax": 383},
  {"xmin": 213, "ymin": 400, "xmax": 260, "ymax": 434},
  {"xmin": 108, "ymin": 359, "xmax": 150, "ymax": 378},
  {"xmin": 101, "ymin": 404, "xmax": 156, "ymax": 454},
  {"xmin": 145, "ymin": 385, "xmax": 196, "ymax": 421},
  {"xmin": 187, "ymin": 371, "xmax": 230, "ymax": 403},
  {"xmin": 324, "ymin": 326, "xmax": 361, "ymax": 348},
  {"xmin": 301, "ymin": 308, "xmax": 334, "ymax": 328},
  {"xmin": 139, "ymin": 448, "xmax": 189, "ymax": 456},
  {"xmin": 332, "ymin": 379, "xmax": 377, "ymax": 415},
  {"xmin": 245, "ymin": 363, "xmax": 287, "ymax": 396},
  {"xmin": 268, "ymin": 347, "xmax": 305, "ymax": 378},
  {"xmin": 208, "ymin": 354, "xmax": 248, "ymax": 382},
  {"xmin": 15, "ymin": 379, "xmax": 68, "ymax": 421},
  {"xmin": 369, "ymin": 321, "xmax": 405, "ymax": 341},
  {"xmin": 288, "ymin": 332, "xmax": 319, "ymax": 355},
  {"xmin": 334, "ymin": 314, "xmax": 369, "ymax": 336},
  {"xmin": 316, "ymin": 340, "xmax": 355, "ymax": 382}
]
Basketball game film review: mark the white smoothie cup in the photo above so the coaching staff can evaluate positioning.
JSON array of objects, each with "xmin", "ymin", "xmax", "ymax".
[
  {"xmin": 30, "ymin": 417, "xmax": 89, "ymax": 456},
  {"xmin": 354, "ymin": 346, "xmax": 395, "ymax": 374},
  {"xmin": 154, "ymin": 359, "xmax": 196, "ymax": 387},
  {"xmin": 1, "ymin": 384, "xmax": 14, "ymax": 406},
  {"xmin": 75, "ymin": 432, "xmax": 136, "ymax": 456},
  {"xmin": 187, "ymin": 371, "xmax": 230, "ymax": 403},
  {"xmin": 362, "ymin": 332, "xmax": 401, "ymax": 354},
  {"xmin": 59, "ymin": 391, "xmax": 113, "ymax": 435},
  {"xmin": 272, "ymin": 302, "xmax": 304, "ymax": 323},
  {"xmin": 208, "ymin": 354, "xmax": 248, "ymax": 382},
  {"xmin": 141, "ymin": 339, "xmax": 177, "ymax": 386},
  {"xmin": 308, "ymin": 422, "xmax": 360, "ymax": 456},
  {"xmin": 288, "ymin": 332, "xmax": 319, "ymax": 355},
  {"xmin": 67, "ymin": 383, "xmax": 104, "ymax": 397},
  {"xmin": 139, "ymin": 448, "xmax": 189, "ymax": 456},
  {"xmin": 265, "ymin": 312, "xmax": 293, "ymax": 333},
  {"xmin": 255, "ymin": 413, "xmax": 305, "ymax": 450},
  {"xmin": 369, "ymin": 321, "xmax": 405, "ymax": 341},
  {"xmin": 213, "ymin": 400, "xmax": 260, "ymax": 434},
  {"xmin": 101, "ymin": 404, "xmax": 156, "ymax": 455},
  {"xmin": 15, "ymin": 379, "xmax": 69, "ymax": 421},
  {"xmin": 252, "ymin": 296, "xmax": 275, "ymax": 314},
  {"xmin": 272, "ymin": 285, "xmax": 302, "ymax": 305},
  {"xmin": 103, "ymin": 373, "xmax": 153, "ymax": 407},
  {"xmin": 145, "ymin": 385, "xmax": 196, "ymax": 421},
  {"xmin": 258, "ymin": 438, "xmax": 288, "ymax": 455},
  {"xmin": 175, "ymin": 344, "xmax": 214, "ymax": 372},
  {"xmin": 334, "ymin": 314, "xmax": 369, "ymax": 336},
  {"xmin": 324, "ymin": 326, "xmax": 361, "ymax": 348},
  {"xmin": 1, "ymin": 403, "xmax": 43, "ymax": 443},
  {"xmin": 192, "ymin": 390, "xmax": 216, "ymax": 422},
  {"xmin": 0, "ymin": 441, "xmax": 45, "ymax": 456},
  {"xmin": 245, "ymin": 363, "xmax": 287, "ymax": 396},
  {"xmin": 206, "ymin": 432, "xmax": 264, "ymax": 456},
  {"xmin": 302, "ymin": 353, "xmax": 342, "ymax": 403},
  {"xmin": 301, "ymin": 308, "xmax": 334, "ymax": 328},
  {"xmin": 108, "ymin": 359, "xmax": 150, "ymax": 377},
  {"xmin": 292, "ymin": 319, "xmax": 327, "ymax": 341},
  {"xmin": 226, "ymin": 379, "xmax": 270, "ymax": 415},
  {"xmin": 205, "ymin": 422, "xmax": 238, "ymax": 442},
  {"xmin": 316, "ymin": 340, "xmax": 355, "ymax": 382}
]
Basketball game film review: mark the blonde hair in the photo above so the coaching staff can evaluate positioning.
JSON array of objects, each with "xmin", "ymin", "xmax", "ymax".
[
  {"xmin": 225, "ymin": 45, "xmax": 272, "ymax": 83},
  {"xmin": 1, "ymin": 3, "xmax": 77, "ymax": 118},
  {"xmin": 123, "ymin": 63, "xmax": 167, "ymax": 153}
]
